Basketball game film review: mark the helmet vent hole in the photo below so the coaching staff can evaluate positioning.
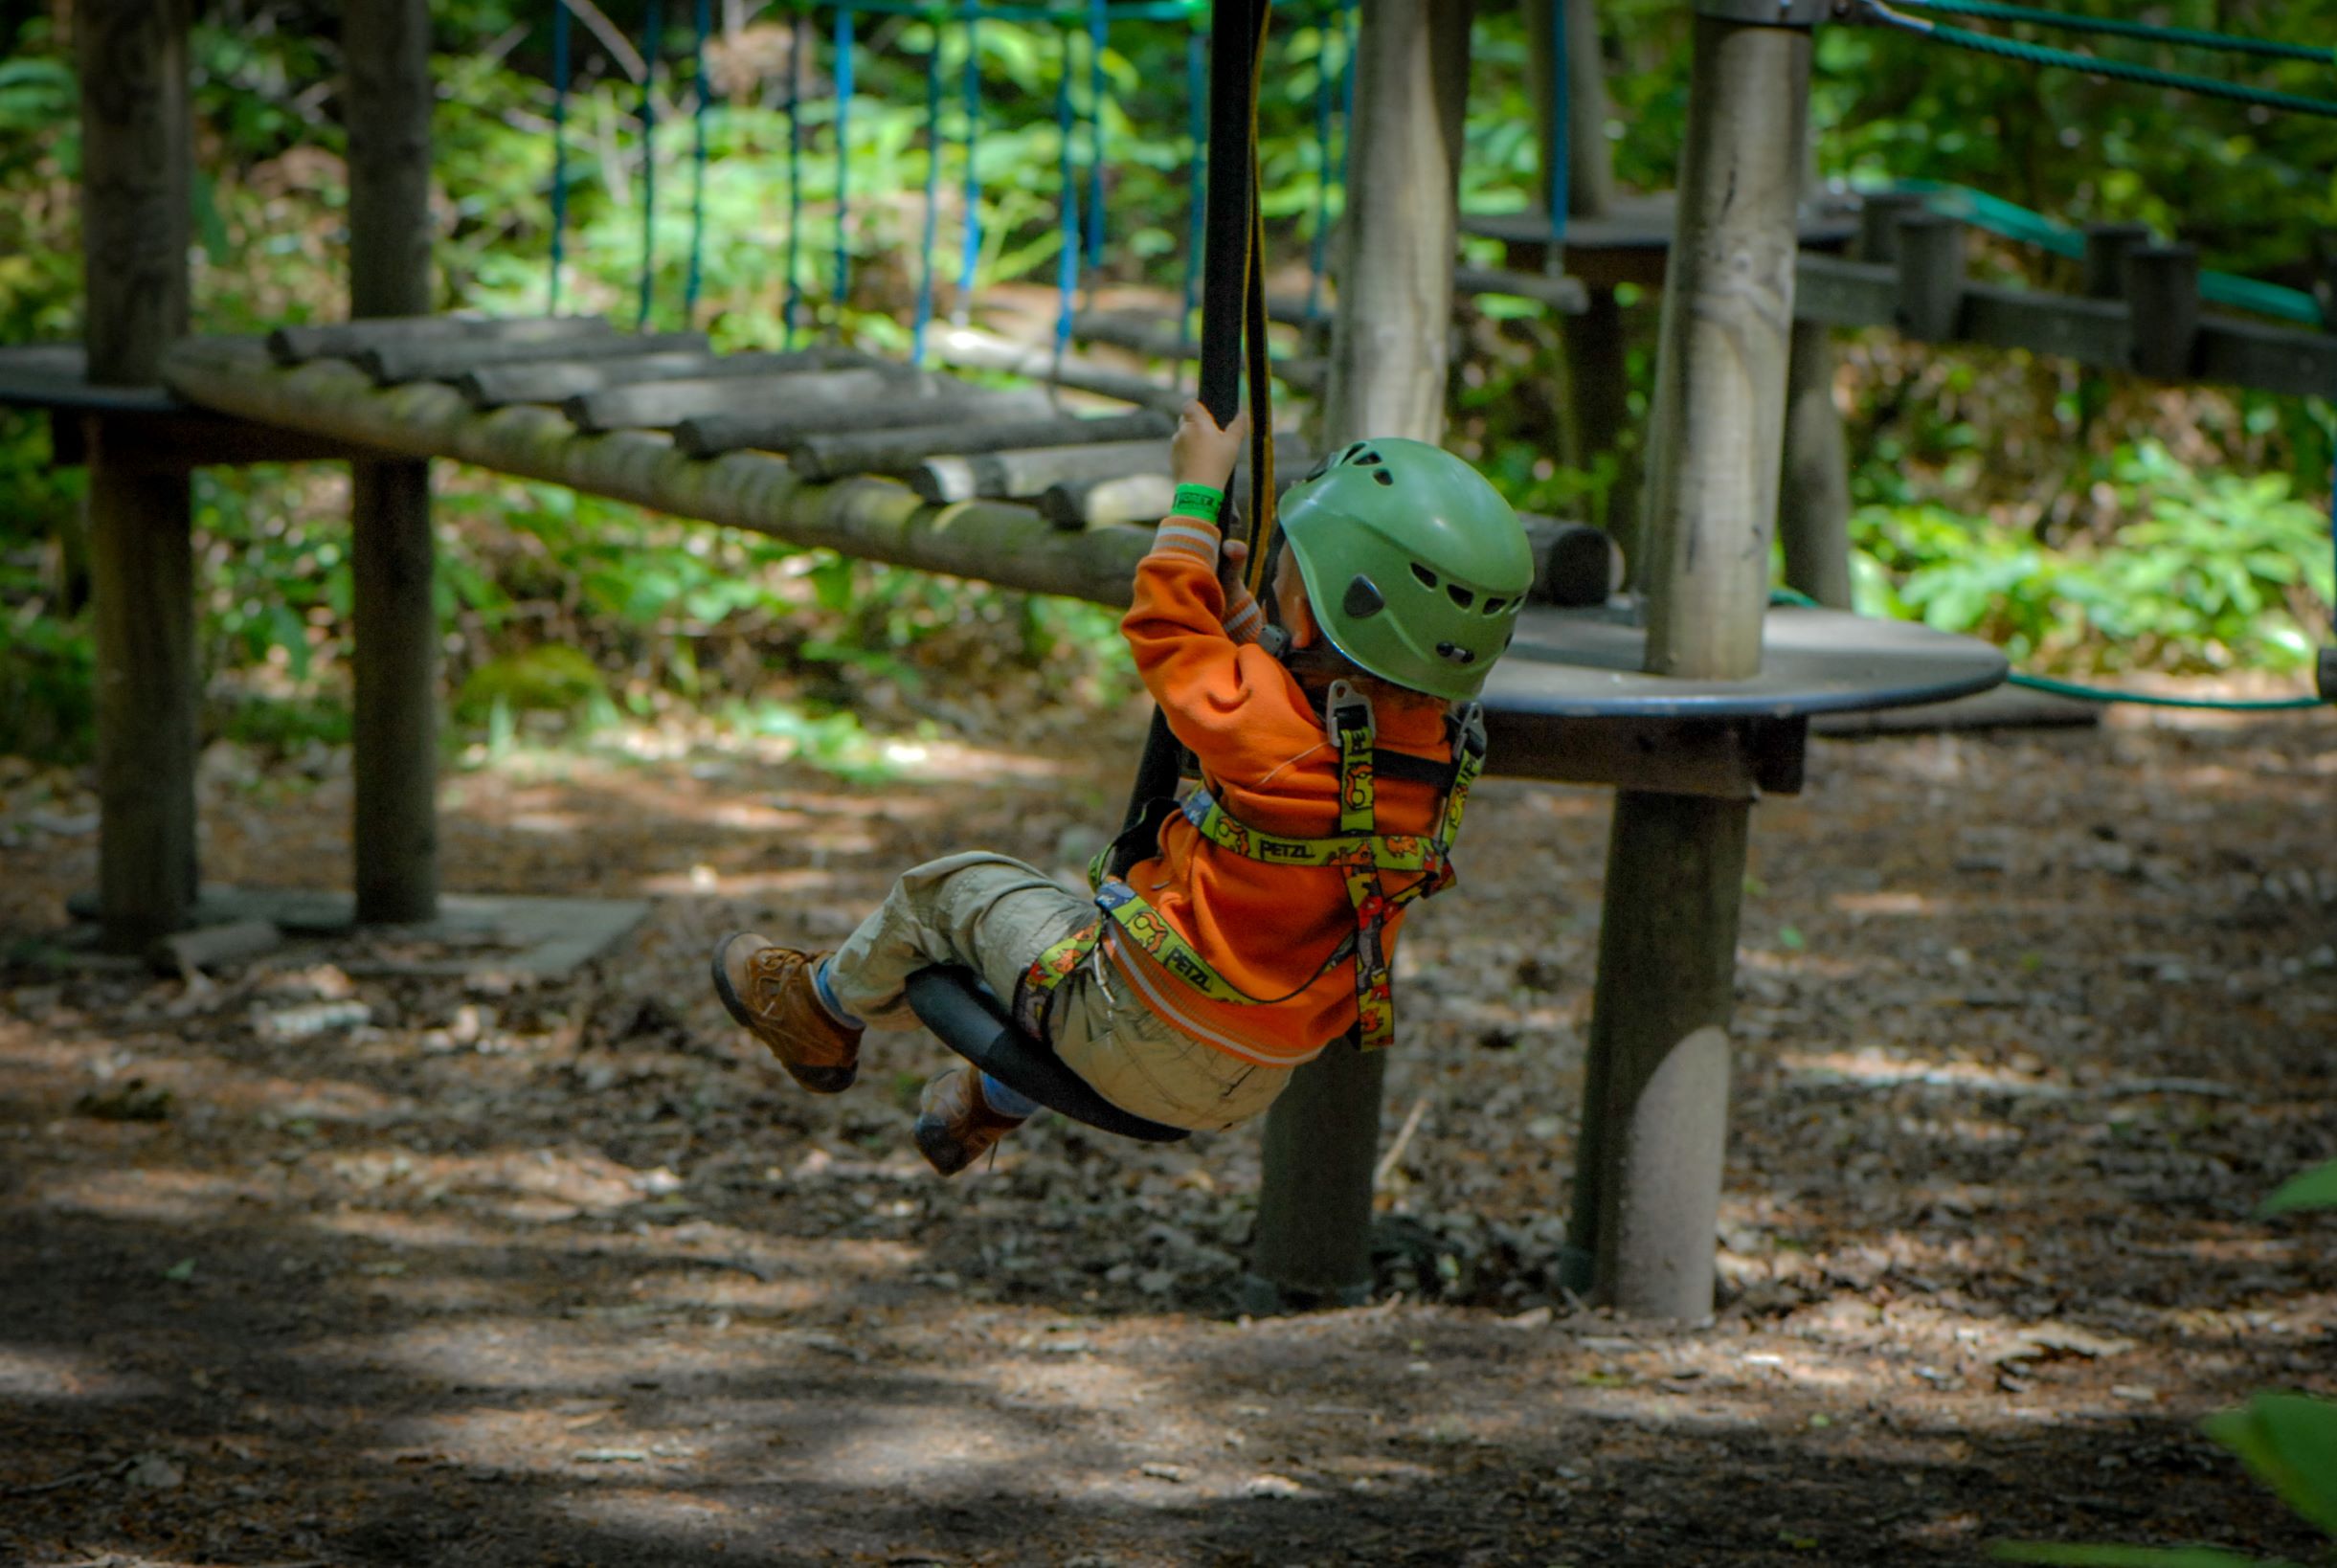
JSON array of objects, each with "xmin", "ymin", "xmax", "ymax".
[
  {"xmin": 1371, "ymin": 469, "xmax": 1394, "ymax": 486},
  {"xmin": 1446, "ymin": 583, "xmax": 1475, "ymax": 609},
  {"xmin": 1481, "ymin": 596, "xmax": 1506, "ymax": 616},
  {"xmin": 1342, "ymin": 574, "xmax": 1385, "ymax": 619},
  {"xmin": 1354, "ymin": 450, "xmax": 1383, "ymax": 466},
  {"xmin": 1410, "ymin": 563, "xmax": 1439, "ymax": 591},
  {"xmin": 1342, "ymin": 442, "xmax": 1368, "ymax": 461}
]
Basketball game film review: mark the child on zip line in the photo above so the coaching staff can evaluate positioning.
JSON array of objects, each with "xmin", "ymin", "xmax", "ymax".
[{"xmin": 711, "ymin": 401, "xmax": 1533, "ymax": 1173}]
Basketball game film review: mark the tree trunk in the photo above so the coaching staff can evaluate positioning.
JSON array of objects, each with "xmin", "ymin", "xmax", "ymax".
[
  {"xmin": 79, "ymin": 0, "xmax": 195, "ymax": 950},
  {"xmin": 1778, "ymin": 318, "xmax": 1853, "ymax": 608},
  {"xmin": 1571, "ymin": 11, "xmax": 1812, "ymax": 1319},
  {"xmin": 345, "ymin": 0, "xmax": 440, "ymax": 925},
  {"xmin": 1248, "ymin": 0, "xmax": 1474, "ymax": 1310}
]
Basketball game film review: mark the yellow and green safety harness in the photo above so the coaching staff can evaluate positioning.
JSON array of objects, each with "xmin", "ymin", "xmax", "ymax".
[{"xmin": 1014, "ymin": 683, "xmax": 1488, "ymax": 1052}]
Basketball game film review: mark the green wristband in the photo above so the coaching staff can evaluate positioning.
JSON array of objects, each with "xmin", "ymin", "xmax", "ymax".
[{"xmin": 1172, "ymin": 483, "xmax": 1225, "ymax": 524}]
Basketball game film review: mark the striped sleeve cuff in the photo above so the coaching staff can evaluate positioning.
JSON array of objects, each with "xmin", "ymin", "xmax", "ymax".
[
  {"xmin": 1151, "ymin": 516, "xmax": 1222, "ymax": 568},
  {"xmin": 1223, "ymin": 585, "xmax": 1267, "ymax": 644}
]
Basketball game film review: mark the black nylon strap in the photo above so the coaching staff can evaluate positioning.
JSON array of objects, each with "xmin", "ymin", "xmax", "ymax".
[{"xmin": 1118, "ymin": 0, "xmax": 1270, "ymax": 842}]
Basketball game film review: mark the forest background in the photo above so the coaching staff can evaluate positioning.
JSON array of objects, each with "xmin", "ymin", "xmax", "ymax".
[{"xmin": 2, "ymin": 0, "xmax": 2335, "ymax": 770}]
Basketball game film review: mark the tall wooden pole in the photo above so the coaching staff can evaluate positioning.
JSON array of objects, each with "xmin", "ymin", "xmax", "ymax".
[
  {"xmin": 1778, "ymin": 319, "xmax": 1853, "ymax": 607},
  {"xmin": 1779, "ymin": 139, "xmax": 1853, "ymax": 608},
  {"xmin": 79, "ymin": 0, "xmax": 196, "ymax": 952},
  {"xmin": 1568, "ymin": 5, "xmax": 1812, "ymax": 1318},
  {"xmin": 1245, "ymin": 0, "xmax": 1473, "ymax": 1309},
  {"xmin": 1526, "ymin": 0, "xmax": 1638, "ymax": 566},
  {"xmin": 344, "ymin": 0, "xmax": 440, "ymax": 924}
]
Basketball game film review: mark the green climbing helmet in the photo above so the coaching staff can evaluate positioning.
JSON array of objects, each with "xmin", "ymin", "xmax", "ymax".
[{"xmin": 1277, "ymin": 437, "xmax": 1535, "ymax": 702}]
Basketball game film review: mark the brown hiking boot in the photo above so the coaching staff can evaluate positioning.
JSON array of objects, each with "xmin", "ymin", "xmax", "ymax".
[
  {"xmin": 912, "ymin": 1066, "xmax": 1027, "ymax": 1176},
  {"xmin": 710, "ymin": 932, "xmax": 862, "ymax": 1093}
]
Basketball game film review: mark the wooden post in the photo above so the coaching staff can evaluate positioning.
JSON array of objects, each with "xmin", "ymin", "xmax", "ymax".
[
  {"xmin": 345, "ymin": 0, "xmax": 440, "ymax": 925},
  {"xmin": 1778, "ymin": 319, "xmax": 1853, "ymax": 608},
  {"xmin": 1570, "ymin": 5, "xmax": 1811, "ymax": 1318},
  {"xmin": 79, "ymin": 0, "xmax": 197, "ymax": 951},
  {"xmin": 1530, "ymin": 0, "xmax": 1637, "ymax": 564},
  {"xmin": 2126, "ymin": 245, "xmax": 2201, "ymax": 380},
  {"xmin": 2081, "ymin": 223, "xmax": 2153, "ymax": 302},
  {"xmin": 1854, "ymin": 191, "xmax": 1924, "ymax": 264},
  {"xmin": 1893, "ymin": 213, "xmax": 1967, "ymax": 343},
  {"xmin": 1247, "ymin": 0, "xmax": 1473, "ymax": 1310},
  {"xmin": 1778, "ymin": 143, "xmax": 1851, "ymax": 609}
]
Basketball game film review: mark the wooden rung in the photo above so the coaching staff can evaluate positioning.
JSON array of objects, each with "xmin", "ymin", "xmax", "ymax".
[
  {"xmin": 1072, "ymin": 311, "xmax": 1200, "ymax": 361},
  {"xmin": 361, "ymin": 330, "xmax": 709, "ymax": 386},
  {"xmin": 914, "ymin": 437, "xmax": 1173, "ymax": 504},
  {"xmin": 1039, "ymin": 458, "xmax": 1308, "ymax": 529},
  {"xmin": 459, "ymin": 347, "xmax": 868, "ymax": 410},
  {"xmin": 787, "ymin": 408, "xmax": 1175, "ymax": 482},
  {"xmin": 568, "ymin": 364, "xmax": 919, "ymax": 434},
  {"xmin": 1451, "ymin": 265, "xmax": 1589, "ymax": 314},
  {"xmin": 1520, "ymin": 517, "xmax": 1623, "ymax": 608},
  {"xmin": 673, "ymin": 388, "xmax": 1053, "ymax": 459},
  {"xmin": 268, "ymin": 314, "xmax": 614, "ymax": 365},
  {"xmin": 1070, "ymin": 312, "xmax": 1336, "ymax": 392},
  {"xmin": 929, "ymin": 325, "xmax": 1187, "ymax": 413},
  {"xmin": 1038, "ymin": 473, "xmax": 1175, "ymax": 529},
  {"xmin": 919, "ymin": 435, "xmax": 1314, "ymax": 506}
]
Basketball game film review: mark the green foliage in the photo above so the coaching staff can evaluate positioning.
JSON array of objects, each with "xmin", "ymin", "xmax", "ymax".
[
  {"xmin": 2204, "ymin": 1396, "xmax": 2337, "ymax": 1540},
  {"xmin": 0, "ymin": 588, "xmax": 95, "ymax": 762},
  {"xmin": 1848, "ymin": 442, "xmax": 2333, "ymax": 673},
  {"xmin": 1997, "ymin": 1159, "xmax": 2337, "ymax": 1568},
  {"xmin": 1992, "ymin": 1394, "xmax": 2335, "ymax": 1568},
  {"xmin": 719, "ymin": 698, "xmax": 902, "ymax": 784},
  {"xmin": 5, "ymin": 2, "xmax": 2337, "ymax": 768},
  {"xmin": 455, "ymin": 644, "xmax": 609, "ymax": 725},
  {"xmin": 1992, "ymin": 1546, "xmax": 2297, "ymax": 1567},
  {"xmin": 2259, "ymin": 1159, "xmax": 2337, "ymax": 1218}
]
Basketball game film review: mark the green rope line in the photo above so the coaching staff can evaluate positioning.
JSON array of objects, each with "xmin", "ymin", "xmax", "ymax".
[
  {"xmin": 1892, "ymin": 0, "xmax": 2336, "ymax": 67},
  {"xmin": 1876, "ymin": 178, "xmax": 2326, "ymax": 327},
  {"xmin": 1880, "ymin": 11, "xmax": 2337, "ymax": 121},
  {"xmin": 2003, "ymin": 671, "xmax": 2327, "ymax": 710},
  {"xmin": 1766, "ymin": 589, "xmax": 2329, "ymax": 711}
]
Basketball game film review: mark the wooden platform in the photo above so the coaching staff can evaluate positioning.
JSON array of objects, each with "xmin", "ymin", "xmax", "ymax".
[
  {"xmin": 1490, "ymin": 600, "xmax": 2005, "ymax": 721},
  {"xmin": 0, "ymin": 343, "xmax": 375, "ymax": 467},
  {"xmin": 1811, "ymin": 683, "xmax": 2100, "ymax": 736},
  {"xmin": 1464, "ymin": 193, "xmax": 1860, "ymax": 289},
  {"xmin": 140, "ymin": 317, "xmax": 2012, "ymax": 800},
  {"xmin": 56, "ymin": 886, "xmax": 649, "ymax": 978}
]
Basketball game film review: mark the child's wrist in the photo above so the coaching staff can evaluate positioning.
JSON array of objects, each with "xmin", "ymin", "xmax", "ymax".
[{"xmin": 1171, "ymin": 482, "xmax": 1225, "ymax": 523}]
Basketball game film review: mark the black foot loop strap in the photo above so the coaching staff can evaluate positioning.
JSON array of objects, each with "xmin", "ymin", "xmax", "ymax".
[{"xmin": 905, "ymin": 966, "xmax": 1192, "ymax": 1144}]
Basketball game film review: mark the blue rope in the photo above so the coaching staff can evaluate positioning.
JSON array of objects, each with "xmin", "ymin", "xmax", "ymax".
[
  {"xmin": 1337, "ymin": 1, "xmax": 1357, "ymax": 194},
  {"xmin": 685, "ymin": 0, "xmax": 710, "ymax": 322},
  {"xmin": 784, "ymin": 11, "xmax": 805, "ymax": 347},
  {"xmin": 912, "ymin": 26, "xmax": 943, "ymax": 365},
  {"xmin": 1084, "ymin": 0, "xmax": 1108, "ymax": 284},
  {"xmin": 955, "ymin": 7, "xmax": 982, "ymax": 325},
  {"xmin": 1176, "ymin": 21, "xmax": 1205, "ymax": 379},
  {"xmin": 1052, "ymin": 25, "xmax": 1079, "ymax": 363},
  {"xmin": 833, "ymin": 3, "xmax": 855, "ymax": 334},
  {"xmin": 638, "ymin": 0, "xmax": 663, "ymax": 330},
  {"xmin": 1305, "ymin": 19, "xmax": 1336, "ymax": 322},
  {"xmin": 1547, "ymin": 0, "xmax": 1570, "ymax": 229},
  {"xmin": 549, "ymin": 0, "xmax": 571, "ymax": 313}
]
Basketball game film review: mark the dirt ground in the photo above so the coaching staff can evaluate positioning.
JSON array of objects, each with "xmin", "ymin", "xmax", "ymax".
[{"xmin": 3, "ymin": 693, "xmax": 2333, "ymax": 1567}]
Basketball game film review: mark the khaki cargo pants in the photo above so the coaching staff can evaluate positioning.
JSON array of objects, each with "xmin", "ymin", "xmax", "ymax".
[{"xmin": 824, "ymin": 851, "xmax": 1293, "ymax": 1133}]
